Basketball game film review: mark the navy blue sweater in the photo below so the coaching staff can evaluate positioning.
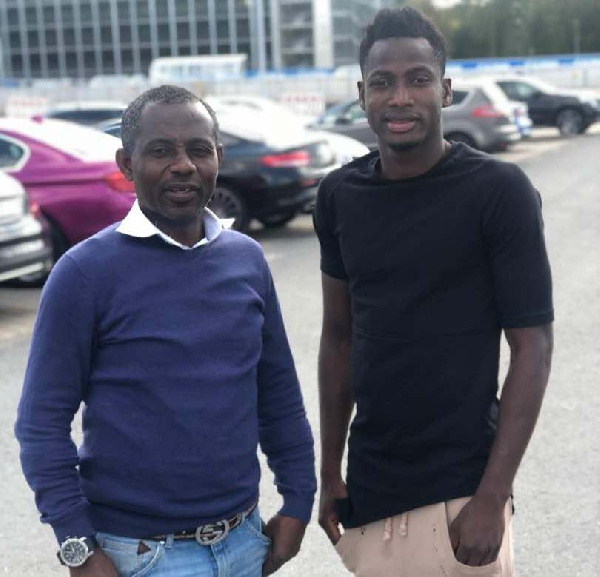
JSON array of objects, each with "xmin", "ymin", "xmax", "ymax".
[{"xmin": 15, "ymin": 225, "xmax": 315, "ymax": 543}]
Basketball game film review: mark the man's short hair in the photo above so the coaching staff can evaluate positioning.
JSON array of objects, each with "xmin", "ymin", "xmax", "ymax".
[
  {"xmin": 120, "ymin": 84, "xmax": 220, "ymax": 153},
  {"xmin": 359, "ymin": 7, "xmax": 447, "ymax": 76}
]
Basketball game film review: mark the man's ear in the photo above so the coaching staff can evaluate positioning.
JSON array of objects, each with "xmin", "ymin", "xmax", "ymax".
[
  {"xmin": 216, "ymin": 144, "xmax": 223, "ymax": 166},
  {"xmin": 358, "ymin": 81, "xmax": 365, "ymax": 111},
  {"xmin": 115, "ymin": 149, "xmax": 133, "ymax": 181},
  {"xmin": 442, "ymin": 78, "xmax": 452, "ymax": 108}
]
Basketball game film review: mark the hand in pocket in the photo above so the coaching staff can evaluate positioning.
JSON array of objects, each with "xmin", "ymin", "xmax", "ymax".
[{"xmin": 449, "ymin": 496, "xmax": 505, "ymax": 567}]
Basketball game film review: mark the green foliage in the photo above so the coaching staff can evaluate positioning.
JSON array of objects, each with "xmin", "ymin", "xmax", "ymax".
[{"xmin": 395, "ymin": 0, "xmax": 600, "ymax": 58}]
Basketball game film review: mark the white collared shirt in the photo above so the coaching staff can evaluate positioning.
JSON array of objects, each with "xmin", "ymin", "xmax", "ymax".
[{"xmin": 117, "ymin": 201, "xmax": 232, "ymax": 250}]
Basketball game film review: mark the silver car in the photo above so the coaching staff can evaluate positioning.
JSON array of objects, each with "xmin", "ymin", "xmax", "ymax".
[
  {"xmin": 445, "ymin": 80, "xmax": 522, "ymax": 150},
  {"xmin": 312, "ymin": 79, "xmax": 523, "ymax": 152},
  {"xmin": 0, "ymin": 172, "xmax": 52, "ymax": 284}
]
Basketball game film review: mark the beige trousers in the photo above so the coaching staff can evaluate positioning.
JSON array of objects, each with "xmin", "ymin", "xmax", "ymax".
[{"xmin": 335, "ymin": 497, "xmax": 514, "ymax": 577}]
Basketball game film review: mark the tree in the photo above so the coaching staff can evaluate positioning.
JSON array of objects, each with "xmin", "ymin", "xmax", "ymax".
[{"xmin": 394, "ymin": 0, "xmax": 600, "ymax": 58}]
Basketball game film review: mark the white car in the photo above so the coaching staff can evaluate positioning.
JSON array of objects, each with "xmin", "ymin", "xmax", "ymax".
[{"xmin": 0, "ymin": 172, "xmax": 52, "ymax": 284}]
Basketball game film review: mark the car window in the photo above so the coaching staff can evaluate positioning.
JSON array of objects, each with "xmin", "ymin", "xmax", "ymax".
[
  {"xmin": 104, "ymin": 125, "xmax": 121, "ymax": 138},
  {"xmin": 450, "ymin": 89, "xmax": 469, "ymax": 106},
  {"xmin": 0, "ymin": 138, "xmax": 25, "ymax": 169},
  {"xmin": 497, "ymin": 81, "xmax": 538, "ymax": 101},
  {"xmin": 47, "ymin": 110, "xmax": 78, "ymax": 121},
  {"xmin": 49, "ymin": 109, "xmax": 124, "ymax": 125},
  {"xmin": 346, "ymin": 102, "xmax": 367, "ymax": 122},
  {"xmin": 219, "ymin": 132, "xmax": 240, "ymax": 147},
  {"xmin": 318, "ymin": 101, "xmax": 350, "ymax": 125}
]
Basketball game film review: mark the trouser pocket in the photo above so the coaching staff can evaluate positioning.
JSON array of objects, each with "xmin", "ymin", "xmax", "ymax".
[
  {"xmin": 433, "ymin": 497, "xmax": 504, "ymax": 577},
  {"xmin": 96, "ymin": 532, "xmax": 164, "ymax": 577}
]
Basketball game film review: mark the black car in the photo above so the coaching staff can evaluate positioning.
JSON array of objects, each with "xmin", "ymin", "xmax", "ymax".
[
  {"xmin": 99, "ymin": 114, "xmax": 336, "ymax": 231},
  {"xmin": 45, "ymin": 102, "xmax": 127, "ymax": 126},
  {"xmin": 492, "ymin": 77, "xmax": 599, "ymax": 136}
]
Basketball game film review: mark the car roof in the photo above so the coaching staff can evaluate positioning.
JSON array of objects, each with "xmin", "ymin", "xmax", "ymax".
[
  {"xmin": 451, "ymin": 79, "xmax": 513, "ymax": 105},
  {"xmin": 97, "ymin": 110, "xmax": 323, "ymax": 151},
  {"xmin": 465, "ymin": 75, "xmax": 558, "ymax": 92},
  {"xmin": 216, "ymin": 108, "xmax": 322, "ymax": 149},
  {"xmin": 46, "ymin": 101, "xmax": 127, "ymax": 112},
  {"xmin": 0, "ymin": 118, "xmax": 120, "ymax": 161}
]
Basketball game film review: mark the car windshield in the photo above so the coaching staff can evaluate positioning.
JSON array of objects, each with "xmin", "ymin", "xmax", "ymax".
[
  {"xmin": 317, "ymin": 101, "xmax": 354, "ymax": 125},
  {"xmin": 512, "ymin": 77, "xmax": 557, "ymax": 94},
  {"xmin": 207, "ymin": 97, "xmax": 311, "ymax": 128},
  {"xmin": 500, "ymin": 77, "xmax": 556, "ymax": 94}
]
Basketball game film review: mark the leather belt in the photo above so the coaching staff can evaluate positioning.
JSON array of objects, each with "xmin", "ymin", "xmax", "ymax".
[{"xmin": 148, "ymin": 502, "xmax": 257, "ymax": 546}]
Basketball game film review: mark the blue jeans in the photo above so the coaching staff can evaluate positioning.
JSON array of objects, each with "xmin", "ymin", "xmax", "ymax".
[{"xmin": 95, "ymin": 508, "xmax": 271, "ymax": 577}]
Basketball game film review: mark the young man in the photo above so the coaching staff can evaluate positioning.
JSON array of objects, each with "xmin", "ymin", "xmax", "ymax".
[
  {"xmin": 314, "ymin": 7, "xmax": 553, "ymax": 576},
  {"xmin": 15, "ymin": 85, "xmax": 316, "ymax": 576}
]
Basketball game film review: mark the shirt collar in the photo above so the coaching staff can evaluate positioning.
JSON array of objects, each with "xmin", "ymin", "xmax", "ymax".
[{"xmin": 117, "ymin": 201, "xmax": 231, "ymax": 250}]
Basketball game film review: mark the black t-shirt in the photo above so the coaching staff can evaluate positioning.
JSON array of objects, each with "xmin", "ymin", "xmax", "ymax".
[{"xmin": 313, "ymin": 143, "xmax": 553, "ymax": 528}]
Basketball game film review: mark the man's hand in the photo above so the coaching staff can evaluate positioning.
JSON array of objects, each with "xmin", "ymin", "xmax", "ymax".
[
  {"xmin": 318, "ymin": 477, "xmax": 349, "ymax": 546},
  {"xmin": 261, "ymin": 515, "xmax": 307, "ymax": 576},
  {"xmin": 449, "ymin": 495, "xmax": 506, "ymax": 567},
  {"xmin": 69, "ymin": 547, "xmax": 119, "ymax": 576}
]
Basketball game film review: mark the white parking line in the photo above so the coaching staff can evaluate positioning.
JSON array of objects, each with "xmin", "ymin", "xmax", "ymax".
[{"xmin": 497, "ymin": 125, "xmax": 599, "ymax": 163}]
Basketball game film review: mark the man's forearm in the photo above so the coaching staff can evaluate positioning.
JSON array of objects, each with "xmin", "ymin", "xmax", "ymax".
[
  {"xmin": 319, "ymin": 334, "xmax": 353, "ymax": 481},
  {"xmin": 476, "ymin": 325, "xmax": 553, "ymax": 506}
]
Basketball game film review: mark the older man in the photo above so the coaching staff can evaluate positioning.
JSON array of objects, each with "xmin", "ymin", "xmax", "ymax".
[{"xmin": 15, "ymin": 85, "xmax": 315, "ymax": 576}]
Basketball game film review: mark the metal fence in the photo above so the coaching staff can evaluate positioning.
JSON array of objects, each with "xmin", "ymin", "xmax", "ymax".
[{"xmin": 1, "ymin": 54, "xmax": 599, "ymax": 118}]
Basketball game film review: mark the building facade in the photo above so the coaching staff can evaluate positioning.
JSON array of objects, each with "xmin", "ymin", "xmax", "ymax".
[{"xmin": 0, "ymin": 0, "xmax": 389, "ymax": 80}]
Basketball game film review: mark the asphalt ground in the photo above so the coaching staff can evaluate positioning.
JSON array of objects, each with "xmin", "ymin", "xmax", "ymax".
[{"xmin": 1, "ymin": 126, "xmax": 599, "ymax": 575}]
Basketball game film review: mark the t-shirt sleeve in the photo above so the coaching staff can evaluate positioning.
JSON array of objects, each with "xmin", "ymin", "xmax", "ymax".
[
  {"xmin": 313, "ymin": 174, "xmax": 349, "ymax": 280},
  {"xmin": 481, "ymin": 164, "xmax": 553, "ymax": 328}
]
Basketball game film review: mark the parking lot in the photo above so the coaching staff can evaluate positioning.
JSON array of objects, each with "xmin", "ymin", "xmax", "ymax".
[{"xmin": 1, "ymin": 126, "xmax": 599, "ymax": 576}]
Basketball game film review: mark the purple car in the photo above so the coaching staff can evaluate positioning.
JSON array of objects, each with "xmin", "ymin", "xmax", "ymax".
[{"xmin": 0, "ymin": 118, "xmax": 135, "ymax": 265}]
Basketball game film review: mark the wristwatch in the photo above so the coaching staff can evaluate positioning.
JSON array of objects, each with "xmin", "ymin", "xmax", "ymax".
[{"xmin": 57, "ymin": 536, "xmax": 97, "ymax": 567}]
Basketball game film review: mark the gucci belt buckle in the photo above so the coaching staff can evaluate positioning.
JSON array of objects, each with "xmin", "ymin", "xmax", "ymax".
[{"xmin": 195, "ymin": 519, "xmax": 230, "ymax": 545}]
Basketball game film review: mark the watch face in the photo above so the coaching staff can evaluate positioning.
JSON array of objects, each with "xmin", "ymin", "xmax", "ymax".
[{"xmin": 60, "ymin": 539, "xmax": 88, "ymax": 567}]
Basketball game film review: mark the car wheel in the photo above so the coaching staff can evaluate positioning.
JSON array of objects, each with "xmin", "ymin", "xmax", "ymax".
[
  {"xmin": 49, "ymin": 222, "xmax": 69, "ymax": 261},
  {"xmin": 556, "ymin": 108, "xmax": 584, "ymax": 136},
  {"xmin": 258, "ymin": 211, "xmax": 296, "ymax": 229},
  {"xmin": 446, "ymin": 132, "xmax": 478, "ymax": 149},
  {"xmin": 208, "ymin": 185, "xmax": 249, "ymax": 232}
]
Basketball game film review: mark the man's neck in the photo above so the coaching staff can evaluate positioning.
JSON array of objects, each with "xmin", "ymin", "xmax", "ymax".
[
  {"xmin": 379, "ymin": 138, "xmax": 450, "ymax": 181},
  {"xmin": 140, "ymin": 205, "xmax": 205, "ymax": 248}
]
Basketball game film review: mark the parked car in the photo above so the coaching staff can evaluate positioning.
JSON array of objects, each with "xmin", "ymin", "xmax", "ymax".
[
  {"xmin": 311, "ymin": 79, "xmax": 523, "ymax": 151},
  {"xmin": 44, "ymin": 101, "xmax": 127, "ymax": 126},
  {"xmin": 205, "ymin": 95, "xmax": 370, "ymax": 165},
  {"xmin": 0, "ymin": 171, "xmax": 52, "ymax": 284},
  {"xmin": 445, "ymin": 80, "xmax": 523, "ymax": 149},
  {"xmin": 99, "ymin": 109, "xmax": 339, "ymax": 231},
  {"xmin": 0, "ymin": 118, "xmax": 135, "ymax": 269},
  {"xmin": 490, "ymin": 76, "xmax": 600, "ymax": 136}
]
